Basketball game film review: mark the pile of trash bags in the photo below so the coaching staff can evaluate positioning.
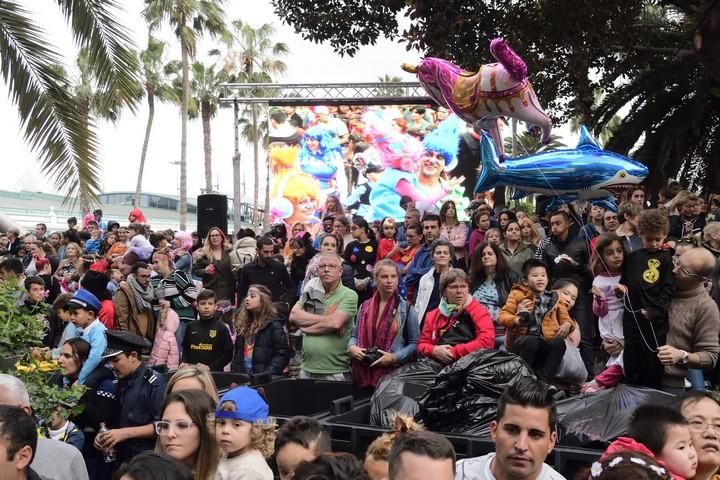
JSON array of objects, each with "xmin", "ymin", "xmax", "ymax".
[
  {"xmin": 369, "ymin": 359, "xmax": 443, "ymax": 428},
  {"xmin": 369, "ymin": 350, "xmax": 533, "ymax": 433},
  {"xmin": 417, "ymin": 350, "xmax": 534, "ymax": 435}
]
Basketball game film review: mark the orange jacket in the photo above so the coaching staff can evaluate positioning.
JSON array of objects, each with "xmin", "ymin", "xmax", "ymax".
[{"xmin": 499, "ymin": 284, "xmax": 576, "ymax": 349}]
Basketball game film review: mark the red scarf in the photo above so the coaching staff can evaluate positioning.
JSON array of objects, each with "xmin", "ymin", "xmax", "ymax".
[{"xmin": 351, "ymin": 290, "xmax": 399, "ymax": 388}]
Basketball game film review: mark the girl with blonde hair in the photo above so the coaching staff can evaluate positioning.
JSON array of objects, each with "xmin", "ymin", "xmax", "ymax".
[{"xmin": 165, "ymin": 365, "xmax": 219, "ymax": 402}]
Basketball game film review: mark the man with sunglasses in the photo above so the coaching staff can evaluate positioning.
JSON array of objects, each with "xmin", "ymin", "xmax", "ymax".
[
  {"xmin": 94, "ymin": 330, "xmax": 166, "ymax": 463},
  {"xmin": 658, "ymin": 248, "xmax": 720, "ymax": 393}
]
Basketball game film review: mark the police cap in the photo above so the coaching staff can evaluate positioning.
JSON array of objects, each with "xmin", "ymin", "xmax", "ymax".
[{"xmin": 102, "ymin": 330, "xmax": 151, "ymax": 359}]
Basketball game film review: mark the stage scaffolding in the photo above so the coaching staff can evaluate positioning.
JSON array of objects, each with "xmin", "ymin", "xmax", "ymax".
[{"xmin": 217, "ymin": 82, "xmax": 432, "ymax": 231}]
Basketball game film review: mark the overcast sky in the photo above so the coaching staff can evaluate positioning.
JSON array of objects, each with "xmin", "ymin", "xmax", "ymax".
[{"xmin": 0, "ymin": 0, "xmax": 424, "ymax": 201}]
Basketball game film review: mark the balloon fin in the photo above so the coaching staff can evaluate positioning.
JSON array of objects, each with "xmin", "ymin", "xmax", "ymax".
[
  {"xmin": 474, "ymin": 132, "xmax": 504, "ymax": 193},
  {"xmin": 576, "ymin": 125, "xmax": 601, "ymax": 151}
]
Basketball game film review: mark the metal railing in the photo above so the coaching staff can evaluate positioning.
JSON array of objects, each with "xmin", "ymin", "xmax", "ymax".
[{"xmin": 218, "ymin": 82, "xmax": 433, "ymax": 106}]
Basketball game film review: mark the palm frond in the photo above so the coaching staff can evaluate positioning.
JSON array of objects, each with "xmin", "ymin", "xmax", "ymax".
[
  {"xmin": 56, "ymin": 0, "xmax": 141, "ymax": 112},
  {"xmin": 0, "ymin": 0, "xmax": 101, "ymax": 204}
]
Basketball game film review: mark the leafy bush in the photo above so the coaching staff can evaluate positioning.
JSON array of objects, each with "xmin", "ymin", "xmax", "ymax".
[
  {"xmin": 0, "ymin": 280, "xmax": 85, "ymax": 422},
  {"xmin": 0, "ymin": 280, "xmax": 46, "ymax": 357}
]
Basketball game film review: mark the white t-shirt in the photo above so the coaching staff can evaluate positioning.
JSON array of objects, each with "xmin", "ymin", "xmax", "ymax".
[
  {"xmin": 216, "ymin": 449, "xmax": 273, "ymax": 480},
  {"xmin": 455, "ymin": 452, "xmax": 566, "ymax": 480}
]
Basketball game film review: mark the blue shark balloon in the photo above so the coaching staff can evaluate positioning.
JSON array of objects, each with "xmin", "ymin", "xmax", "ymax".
[{"xmin": 474, "ymin": 125, "xmax": 648, "ymax": 200}]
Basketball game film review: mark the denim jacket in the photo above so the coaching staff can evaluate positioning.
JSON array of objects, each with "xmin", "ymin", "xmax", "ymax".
[{"xmin": 349, "ymin": 298, "xmax": 420, "ymax": 365}]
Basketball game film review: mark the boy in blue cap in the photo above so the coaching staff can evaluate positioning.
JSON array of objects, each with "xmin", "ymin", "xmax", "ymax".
[
  {"xmin": 66, "ymin": 288, "xmax": 106, "ymax": 385},
  {"xmin": 214, "ymin": 386, "xmax": 276, "ymax": 480}
]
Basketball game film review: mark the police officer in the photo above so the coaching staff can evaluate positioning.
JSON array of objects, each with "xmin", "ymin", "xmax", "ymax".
[{"xmin": 93, "ymin": 330, "xmax": 166, "ymax": 463}]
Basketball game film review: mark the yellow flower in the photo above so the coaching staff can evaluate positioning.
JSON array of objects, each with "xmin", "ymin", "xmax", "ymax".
[
  {"xmin": 15, "ymin": 362, "xmax": 36, "ymax": 373},
  {"xmin": 37, "ymin": 361, "xmax": 57, "ymax": 373}
]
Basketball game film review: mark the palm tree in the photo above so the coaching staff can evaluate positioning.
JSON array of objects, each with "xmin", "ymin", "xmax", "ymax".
[
  {"xmin": 374, "ymin": 74, "xmax": 405, "ymax": 96},
  {"xmin": 135, "ymin": 36, "xmax": 178, "ymax": 208},
  {"xmin": 593, "ymin": 3, "xmax": 720, "ymax": 196},
  {"xmin": 189, "ymin": 56, "xmax": 226, "ymax": 193},
  {"xmin": 504, "ymin": 132, "xmax": 567, "ymax": 157},
  {"xmin": 55, "ymin": 47, "xmax": 135, "ymax": 212},
  {"xmin": 72, "ymin": 48, "xmax": 134, "ymax": 212},
  {"xmin": 569, "ymin": 88, "xmax": 621, "ymax": 147},
  {"xmin": 222, "ymin": 20, "xmax": 289, "ymax": 224},
  {"xmin": 0, "ymin": 1, "xmax": 140, "ymax": 206},
  {"xmin": 143, "ymin": 0, "xmax": 226, "ymax": 230}
]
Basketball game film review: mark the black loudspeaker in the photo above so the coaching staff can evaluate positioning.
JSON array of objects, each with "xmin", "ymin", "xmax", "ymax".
[{"xmin": 197, "ymin": 194, "xmax": 228, "ymax": 240}]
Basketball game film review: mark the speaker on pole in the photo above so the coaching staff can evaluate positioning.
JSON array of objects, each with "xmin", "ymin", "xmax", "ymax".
[{"xmin": 197, "ymin": 194, "xmax": 228, "ymax": 240}]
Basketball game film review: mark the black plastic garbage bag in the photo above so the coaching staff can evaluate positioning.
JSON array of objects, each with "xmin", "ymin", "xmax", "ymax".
[
  {"xmin": 417, "ymin": 350, "xmax": 534, "ymax": 435},
  {"xmin": 556, "ymin": 384, "xmax": 675, "ymax": 447},
  {"xmin": 370, "ymin": 359, "xmax": 443, "ymax": 428}
]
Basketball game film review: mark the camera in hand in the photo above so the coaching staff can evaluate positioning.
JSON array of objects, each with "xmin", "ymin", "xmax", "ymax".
[{"xmin": 363, "ymin": 346, "xmax": 383, "ymax": 364}]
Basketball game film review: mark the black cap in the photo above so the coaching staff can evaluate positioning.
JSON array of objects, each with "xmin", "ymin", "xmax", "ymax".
[{"xmin": 102, "ymin": 330, "xmax": 151, "ymax": 359}]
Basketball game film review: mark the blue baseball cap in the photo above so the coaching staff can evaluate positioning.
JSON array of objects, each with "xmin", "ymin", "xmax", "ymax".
[
  {"xmin": 215, "ymin": 386, "xmax": 269, "ymax": 423},
  {"xmin": 66, "ymin": 288, "xmax": 101, "ymax": 314}
]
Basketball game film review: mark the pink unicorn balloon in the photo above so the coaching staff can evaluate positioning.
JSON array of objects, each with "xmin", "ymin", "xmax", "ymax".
[{"xmin": 402, "ymin": 38, "xmax": 552, "ymax": 158}]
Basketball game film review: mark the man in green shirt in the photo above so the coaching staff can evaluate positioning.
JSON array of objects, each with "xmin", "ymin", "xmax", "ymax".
[{"xmin": 290, "ymin": 253, "xmax": 358, "ymax": 380}]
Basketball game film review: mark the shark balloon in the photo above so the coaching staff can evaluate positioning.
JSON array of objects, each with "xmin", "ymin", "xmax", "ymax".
[{"xmin": 474, "ymin": 126, "xmax": 648, "ymax": 201}]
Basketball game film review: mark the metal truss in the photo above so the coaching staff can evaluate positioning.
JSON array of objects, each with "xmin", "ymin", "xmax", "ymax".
[
  {"xmin": 222, "ymin": 81, "xmax": 433, "ymax": 231},
  {"xmin": 218, "ymin": 82, "xmax": 433, "ymax": 106}
]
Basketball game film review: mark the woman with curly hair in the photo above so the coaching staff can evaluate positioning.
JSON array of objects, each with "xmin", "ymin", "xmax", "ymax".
[
  {"xmin": 232, "ymin": 285, "xmax": 289, "ymax": 375},
  {"xmin": 213, "ymin": 386, "xmax": 277, "ymax": 480}
]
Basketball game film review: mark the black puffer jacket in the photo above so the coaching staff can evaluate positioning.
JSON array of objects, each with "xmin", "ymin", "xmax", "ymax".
[
  {"xmin": 541, "ymin": 235, "xmax": 593, "ymax": 291},
  {"xmin": 232, "ymin": 316, "xmax": 290, "ymax": 375}
]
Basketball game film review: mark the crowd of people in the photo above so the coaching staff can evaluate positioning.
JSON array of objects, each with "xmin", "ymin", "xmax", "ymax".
[{"xmin": 1, "ymin": 103, "xmax": 720, "ymax": 479}]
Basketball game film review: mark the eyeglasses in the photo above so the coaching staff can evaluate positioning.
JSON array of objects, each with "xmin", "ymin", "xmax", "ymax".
[
  {"xmin": 688, "ymin": 419, "xmax": 720, "ymax": 433},
  {"xmin": 209, "ymin": 234, "xmax": 221, "ymax": 238},
  {"xmin": 154, "ymin": 420, "xmax": 195, "ymax": 436},
  {"xmin": 672, "ymin": 256, "xmax": 706, "ymax": 280}
]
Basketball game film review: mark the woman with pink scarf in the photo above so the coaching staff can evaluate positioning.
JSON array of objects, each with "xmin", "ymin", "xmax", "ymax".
[{"xmin": 348, "ymin": 259, "xmax": 420, "ymax": 388}]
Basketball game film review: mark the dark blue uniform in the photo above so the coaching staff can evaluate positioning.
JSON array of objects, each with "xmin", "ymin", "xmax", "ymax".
[{"xmin": 115, "ymin": 362, "xmax": 165, "ymax": 462}]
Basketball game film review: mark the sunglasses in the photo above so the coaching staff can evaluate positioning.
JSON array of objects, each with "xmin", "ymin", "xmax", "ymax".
[{"xmin": 154, "ymin": 420, "xmax": 195, "ymax": 436}]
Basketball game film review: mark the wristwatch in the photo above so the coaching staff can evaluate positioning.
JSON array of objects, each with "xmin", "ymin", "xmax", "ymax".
[{"xmin": 679, "ymin": 351, "xmax": 690, "ymax": 366}]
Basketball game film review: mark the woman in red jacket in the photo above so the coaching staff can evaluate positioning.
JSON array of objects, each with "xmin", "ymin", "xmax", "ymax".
[{"xmin": 417, "ymin": 269, "xmax": 495, "ymax": 364}]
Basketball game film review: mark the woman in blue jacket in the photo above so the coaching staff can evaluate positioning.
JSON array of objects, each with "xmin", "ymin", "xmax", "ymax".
[{"xmin": 348, "ymin": 259, "xmax": 420, "ymax": 388}]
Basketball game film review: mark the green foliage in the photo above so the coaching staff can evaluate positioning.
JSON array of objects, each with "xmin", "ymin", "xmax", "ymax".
[
  {"xmin": 373, "ymin": 74, "xmax": 405, "ymax": 96},
  {"xmin": 512, "ymin": 201, "xmax": 535, "ymax": 217},
  {"xmin": 503, "ymin": 132, "xmax": 567, "ymax": 157},
  {"xmin": 0, "ymin": 281, "xmax": 85, "ymax": 424},
  {"xmin": 0, "ymin": 0, "xmax": 140, "ymax": 207},
  {"xmin": 271, "ymin": 0, "xmax": 645, "ymax": 123},
  {"xmin": 0, "ymin": 281, "xmax": 45, "ymax": 358},
  {"xmin": 14, "ymin": 359, "xmax": 87, "ymax": 425}
]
